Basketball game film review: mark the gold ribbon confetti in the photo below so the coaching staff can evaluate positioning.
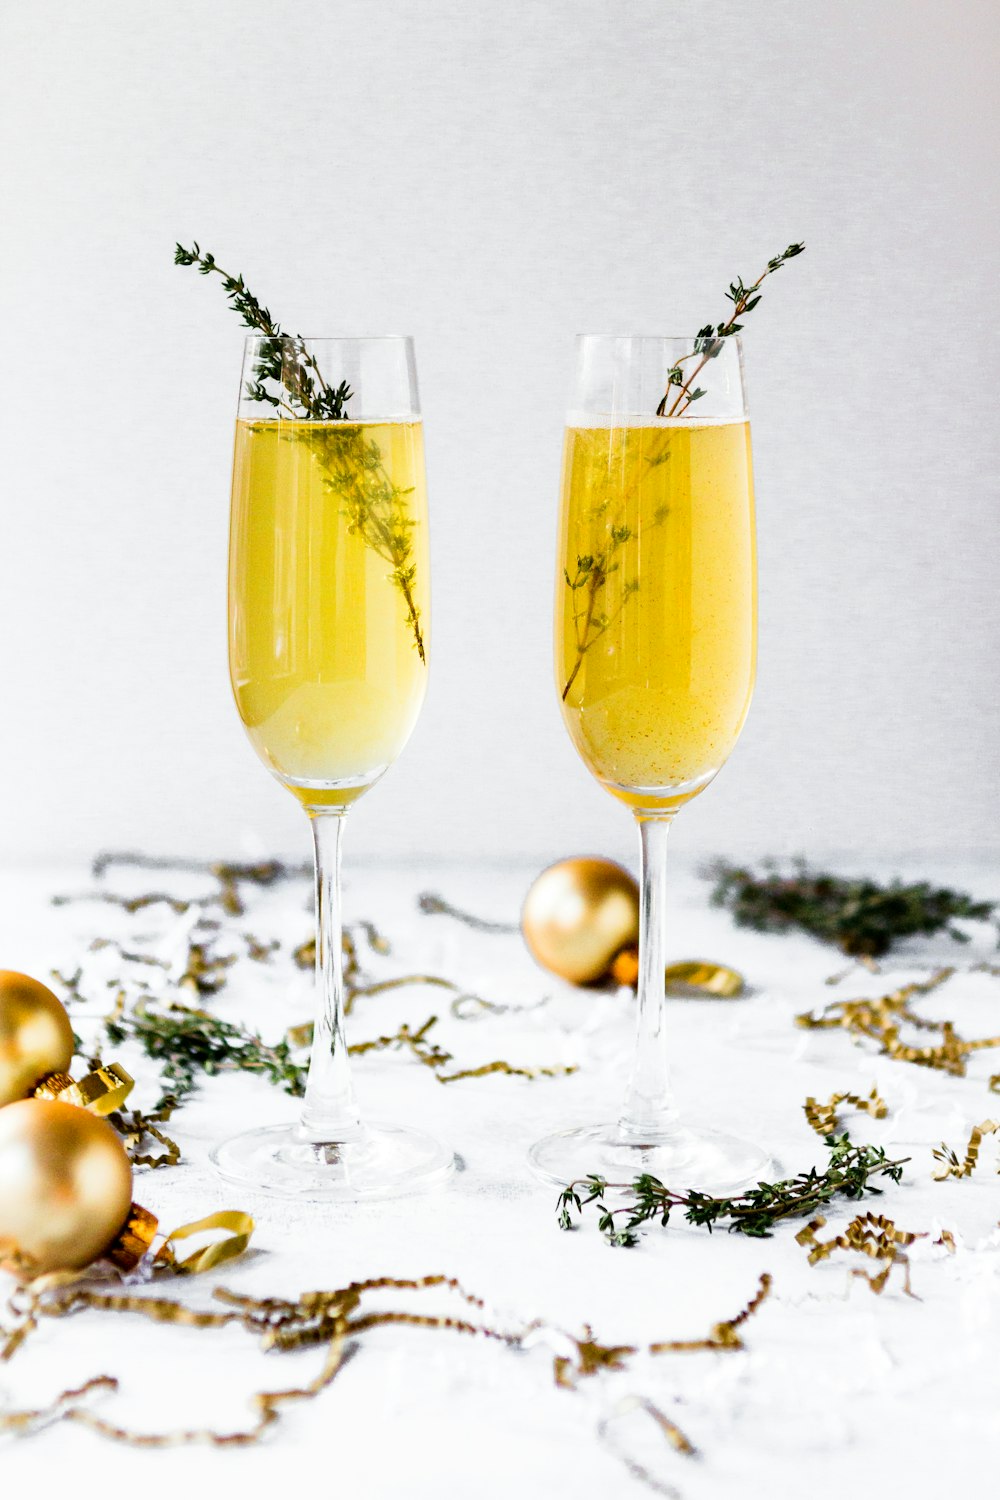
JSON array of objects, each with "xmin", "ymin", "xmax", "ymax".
[
  {"xmin": 554, "ymin": 1273, "xmax": 773, "ymax": 1386},
  {"xmin": 0, "ymin": 1269, "xmax": 769, "ymax": 1456},
  {"xmin": 156, "ymin": 1212, "xmax": 256, "ymax": 1276},
  {"xmin": 795, "ymin": 1212, "xmax": 920, "ymax": 1295},
  {"xmin": 109, "ymin": 1103, "xmax": 182, "ymax": 1169},
  {"xmin": 931, "ymin": 1120, "xmax": 1000, "ymax": 1180},
  {"xmin": 297, "ymin": 1013, "xmax": 577, "ymax": 1086},
  {"xmin": 34, "ymin": 1062, "xmax": 134, "ymax": 1117},
  {"xmin": 597, "ymin": 1394, "xmax": 695, "ymax": 1500},
  {"xmin": 796, "ymin": 968, "xmax": 1000, "ymax": 1077},
  {"xmin": 803, "ymin": 1087, "xmax": 888, "ymax": 1138},
  {"xmin": 664, "ymin": 960, "xmax": 744, "ymax": 999}
]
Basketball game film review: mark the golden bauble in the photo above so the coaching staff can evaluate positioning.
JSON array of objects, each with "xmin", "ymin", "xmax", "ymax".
[
  {"xmin": 0, "ymin": 971, "xmax": 75, "ymax": 1108},
  {"xmin": 0, "ymin": 1099, "xmax": 133, "ymax": 1274},
  {"xmin": 522, "ymin": 857, "xmax": 640, "ymax": 985}
]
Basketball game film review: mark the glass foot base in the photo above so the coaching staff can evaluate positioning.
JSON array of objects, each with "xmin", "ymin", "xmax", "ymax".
[
  {"xmin": 528, "ymin": 1120, "xmax": 772, "ymax": 1196},
  {"xmin": 211, "ymin": 1120, "xmax": 455, "ymax": 1201}
]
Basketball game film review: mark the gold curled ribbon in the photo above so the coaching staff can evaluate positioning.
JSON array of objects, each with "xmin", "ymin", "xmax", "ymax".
[
  {"xmin": 110, "ymin": 1108, "xmax": 181, "ymax": 1169},
  {"xmin": 803, "ymin": 1086, "xmax": 888, "ymax": 1138},
  {"xmin": 932, "ymin": 1119, "xmax": 999, "ymax": 1180},
  {"xmin": 795, "ymin": 1212, "xmax": 919, "ymax": 1295},
  {"xmin": 155, "ymin": 1212, "xmax": 255, "ymax": 1276},
  {"xmin": 554, "ymin": 1273, "xmax": 772, "ymax": 1387},
  {"xmin": 0, "ymin": 1267, "xmax": 768, "ymax": 1454},
  {"xmin": 35, "ymin": 1062, "xmax": 134, "ymax": 1116},
  {"xmin": 610, "ymin": 952, "xmax": 745, "ymax": 995},
  {"xmin": 664, "ymin": 961, "xmax": 744, "ymax": 999},
  {"xmin": 795, "ymin": 968, "xmax": 1000, "ymax": 1078}
]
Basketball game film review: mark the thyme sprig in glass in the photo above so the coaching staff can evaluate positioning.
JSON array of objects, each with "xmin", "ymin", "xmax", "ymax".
[
  {"xmin": 655, "ymin": 242, "xmax": 805, "ymax": 416},
  {"xmin": 175, "ymin": 242, "xmax": 425, "ymax": 662},
  {"xmin": 556, "ymin": 1134, "xmax": 907, "ymax": 1246},
  {"xmin": 559, "ymin": 242, "xmax": 803, "ymax": 704},
  {"xmin": 561, "ymin": 497, "xmax": 669, "ymax": 703},
  {"xmin": 174, "ymin": 242, "xmax": 352, "ymax": 418}
]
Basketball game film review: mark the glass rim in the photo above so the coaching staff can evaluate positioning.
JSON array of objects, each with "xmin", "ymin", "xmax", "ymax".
[
  {"xmin": 574, "ymin": 332, "xmax": 743, "ymax": 346},
  {"xmin": 242, "ymin": 332, "xmax": 415, "ymax": 345}
]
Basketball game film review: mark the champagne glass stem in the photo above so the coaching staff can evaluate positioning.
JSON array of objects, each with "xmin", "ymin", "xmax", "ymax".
[
  {"xmin": 618, "ymin": 812, "xmax": 680, "ymax": 1143},
  {"xmin": 299, "ymin": 810, "xmax": 362, "ymax": 1142}
]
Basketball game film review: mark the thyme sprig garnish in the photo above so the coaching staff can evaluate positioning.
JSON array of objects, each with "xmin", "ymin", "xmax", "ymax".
[
  {"xmin": 560, "ymin": 244, "xmax": 803, "ymax": 702},
  {"xmin": 655, "ymin": 242, "xmax": 805, "ymax": 417},
  {"xmin": 173, "ymin": 243, "xmax": 352, "ymax": 418},
  {"xmin": 556, "ymin": 1134, "xmax": 907, "ymax": 1246},
  {"xmin": 710, "ymin": 858, "xmax": 995, "ymax": 957},
  {"xmin": 559, "ymin": 437, "xmax": 670, "ymax": 703},
  {"xmin": 561, "ymin": 500, "xmax": 669, "ymax": 703},
  {"xmin": 175, "ymin": 242, "xmax": 426, "ymax": 661}
]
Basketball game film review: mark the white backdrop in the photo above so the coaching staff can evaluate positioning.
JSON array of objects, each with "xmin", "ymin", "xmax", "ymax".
[{"xmin": 1, "ymin": 0, "xmax": 998, "ymax": 868}]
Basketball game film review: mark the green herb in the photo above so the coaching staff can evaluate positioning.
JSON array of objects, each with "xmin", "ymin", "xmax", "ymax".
[
  {"xmin": 175, "ymin": 242, "xmax": 426, "ymax": 662},
  {"xmin": 556, "ymin": 1134, "xmax": 907, "ymax": 1245},
  {"xmin": 173, "ymin": 243, "xmax": 352, "ymax": 418},
  {"xmin": 559, "ymin": 436, "xmax": 670, "ymax": 703},
  {"xmin": 104, "ymin": 1000, "xmax": 572, "ymax": 1112},
  {"xmin": 561, "ymin": 511, "xmax": 667, "ymax": 703},
  {"xmin": 710, "ymin": 858, "xmax": 995, "ymax": 957},
  {"xmin": 559, "ymin": 244, "xmax": 805, "ymax": 703},
  {"xmin": 656, "ymin": 242, "xmax": 805, "ymax": 416},
  {"xmin": 104, "ymin": 1002, "xmax": 308, "ymax": 1110}
]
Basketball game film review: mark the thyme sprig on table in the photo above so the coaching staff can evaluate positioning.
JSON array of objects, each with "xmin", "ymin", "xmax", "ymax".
[
  {"xmin": 655, "ymin": 242, "xmax": 805, "ymax": 416},
  {"xmin": 556, "ymin": 1134, "xmax": 907, "ymax": 1246},
  {"xmin": 710, "ymin": 858, "xmax": 995, "ymax": 957},
  {"xmin": 175, "ymin": 242, "xmax": 426, "ymax": 662},
  {"xmin": 104, "ymin": 1001, "xmax": 307, "ymax": 1111}
]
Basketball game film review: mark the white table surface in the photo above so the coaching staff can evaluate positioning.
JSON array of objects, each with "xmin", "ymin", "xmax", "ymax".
[{"xmin": 1, "ymin": 855, "xmax": 999, "ymax": 1499}]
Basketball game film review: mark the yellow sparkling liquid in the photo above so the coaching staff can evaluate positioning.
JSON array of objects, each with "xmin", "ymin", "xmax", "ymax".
[
  {"xmin": 557, "ymin": 419, "xmax": 755, "ymax": 812},
  {"xmin": 229, "ymin": 419, "xmax": 429, "ymax": 810}
]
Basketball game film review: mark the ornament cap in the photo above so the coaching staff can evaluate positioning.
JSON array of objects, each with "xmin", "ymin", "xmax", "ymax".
[
  {"xmin": 107, "ymin": 1202, "xmax": 159, "ymax": 1271},
  {"xmin": 34, "ymin": 1062, "xmax": 134, "ymax": 1115}
]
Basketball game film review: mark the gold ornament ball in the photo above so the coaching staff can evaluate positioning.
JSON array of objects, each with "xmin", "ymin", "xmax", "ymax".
[
  {"xmin": 0, "ymin": 970, "xmax": 75, "ymax": 1108},
  {"xmin": 522, "ymin": 857, "xmax": 640, "ymax": 985},
  {"xmin": 0, "ymin": 1099, "xmax": 133, "ymax": 1274}
]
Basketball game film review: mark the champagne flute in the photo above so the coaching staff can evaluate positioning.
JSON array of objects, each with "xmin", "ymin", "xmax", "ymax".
[
  {"xmin": 212, "ymin": 334, "xmax": 453, "ymax": 1198},
  {"xmin": 529, "ymin": 334, "xmax": 770, "ymax": 1193}
]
